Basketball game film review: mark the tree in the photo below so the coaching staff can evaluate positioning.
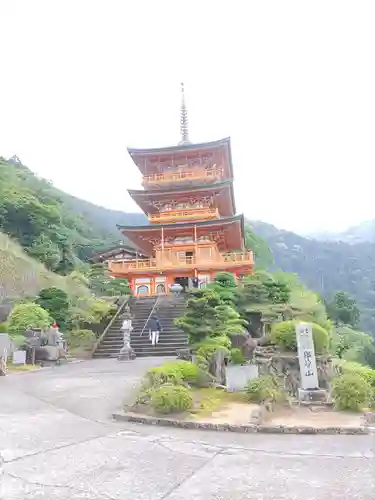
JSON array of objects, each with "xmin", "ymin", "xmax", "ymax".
[
  {"xmin": 175, "ymin": 289, "xmax": 221, "ymax": 344},
  {"xmin": 175, "ymin": 289, "xmax": 246, "ymax": 344},
  {"xmin": 27, "ymin": 234, "xmax": 61, "ymax": 270},
  {"xmin": 36, "ymin": 287, "xmax": 70, "ymax": 329},
  {"xmin": 7, "ymin": 303, "xmax": 51, "ymax": 336},
  {"xmin": 208, "ymin": 272, "xmax": 239, "ymax": 305},
  {"xmin": 87, "ymin": 263, "xmax": 129, "ymax": 296},
  {"xmin": 326, "ymin": 291, "xmax": 360, "ymax": 327}
]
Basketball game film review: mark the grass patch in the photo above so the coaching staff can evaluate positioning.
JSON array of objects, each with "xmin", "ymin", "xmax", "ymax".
[
  {"xmin": 190, "ymin": 388, "xmax": 247, "ymax": 418},
  {"xmin": 6, "ymin": 363, "xmax": 39, "ymax": 372}
]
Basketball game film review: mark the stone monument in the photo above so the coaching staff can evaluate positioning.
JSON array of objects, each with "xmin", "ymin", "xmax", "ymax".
[
  {"xmin": 117, "ymin": 307, "xmax": 136, "ymax": 361},
  {"xmin": 296, "ymin": 322, "xmax": 328, "ymax": 402}
]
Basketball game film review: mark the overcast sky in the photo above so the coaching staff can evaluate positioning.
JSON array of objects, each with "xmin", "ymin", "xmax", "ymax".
[{"xmin": 1, "ymin": 1, "xmax": 375, "ymax": 234}]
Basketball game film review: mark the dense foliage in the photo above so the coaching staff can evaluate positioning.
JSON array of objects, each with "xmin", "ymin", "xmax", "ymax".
[
  {"xmin": 36, "ymin": 287, "xmax": 70, "ymax": 329},
  {"xmin": 251, "ymin": 220, "xmax": 375, "ymax": 337},
  {"xmin": 87, "ymin": 264, "xmax": 130, "ymax": 296},
  {"xmin": 326, "ymin": 291, "xmax": 360, "ymax": 327},
  {"xmin": 150, "ymin": 385, "xmax": 193, "ymax": 414},
  {"xmin": 332, "ymin": 373, "xmax": 373, "ymax": 411},
  {"xmin": 7, "ymin": 303, "xmax": 51, "ymax": 336},
  {"xmin": 246, "ymin": 375, "xmax": 286, "ymax": 404},
  {"xmin": 271, "ymin": 320, "xmax": 329, "ymax": 354},
  {"xmin": 175, "ymin": 288, "xmax": 246, "ymax": 344},
  {"xmin": 0, "ymin": 158, "xmax": 140, "ymax": 272}
]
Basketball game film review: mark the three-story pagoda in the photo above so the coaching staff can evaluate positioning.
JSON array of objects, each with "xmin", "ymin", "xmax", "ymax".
[{"xmin": 109, "ymin": 84, "xmax": 254, "ymax": 296}]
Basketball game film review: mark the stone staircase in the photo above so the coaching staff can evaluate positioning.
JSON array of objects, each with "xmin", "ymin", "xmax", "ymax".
[
  {"xmin": 92, "ymin": 295, "xmax": 188, "ymax": 358},
  {"xmin": 130, "ymin": 295, "xmax": 188, "ymax": 357}
]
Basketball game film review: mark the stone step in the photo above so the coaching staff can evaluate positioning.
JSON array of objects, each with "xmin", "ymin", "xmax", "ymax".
[{"xmin": 95, "ymin": 344, "xmax": 187, "ymax": 355}]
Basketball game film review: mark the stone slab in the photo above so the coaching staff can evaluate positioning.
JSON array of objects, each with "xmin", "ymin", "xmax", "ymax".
[
  {"xmin": 225, "ymin": 363, "xmax": 258, "ymax": 392},
  {"xmin": 113, "ymin": 411, "xmax": 368, "ymax": 435}
]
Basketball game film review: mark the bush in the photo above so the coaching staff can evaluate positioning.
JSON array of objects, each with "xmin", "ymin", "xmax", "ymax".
[
  {"xmin": 332, "ymin": 373, "xmax": 372, "ymax": 411},
  {"xmin": 336, "ymin": 360, "xmax": 375, "ymax": 387},
  {"xmin": 148, "ymin": 364, "xmax": 183, "ymax": 386},
  {"xmin": 246, "ymin": 375, "xmax": 286, "ymax": 404},
  {"xmin": 7, "ymin": 302, "xmax": 51, "ymax": 336},
  {"xmin": 36, "ymin": 287, "xmax": 70, "ymax": 329},
  {"xmin": 230, "ymin": 348, "xmax": 245, "ymax": 365},
  {"xmin": 214, "ymin": 272, "xmax": 237, "ymax": 288},
  {"xmin": 150, "ymin": 385, "xmax": 193, "ymax": 414},
  {"xmin": 271, "ymin": 320, "xmax": 329, "ymax": 354},
  {"xmin": 0, "ymin": 322, "xmax": 8, "ymax": 333},
  {"xmin": 195, "ymin": 336, "xmax": 231, "ymax": 362},
  {"xmin": 66, "ymin": 329, "xmax": 96, "ymax": 349},
  {"xmin": 148, "ymin": 360, "xmax": 199, "ymax": 387}
]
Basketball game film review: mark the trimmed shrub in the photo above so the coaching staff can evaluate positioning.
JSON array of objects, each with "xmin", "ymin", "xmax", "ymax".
[
  {"xmin": 246, "ymin": 375, "xmax": 286, "ymax": 404},
  {"xmin": 195, "ymin": 336, "xmax": 231, "ymax": 362},
  {"xmin": 66, "ymin": 329, "xmax": 96, "ymax": 349},
  {"xmin": 0, "ymin": 322, "xmax": 7, "ymax": 333},
  {"xmin": 164, "ymin": 360, "xmax": 198, "ymax": 382},
  {"xmin": 271, "ymin": 320, "xmax": 329, "ymax": 354},
  {"xmin": 332, "ymin": 373, "xmax": 372, "ymax": 411},
  {"xmin": 230, "ymin": 348, "xmax": 245, "ymax": 365},
  {"xmin": 148, "ymin": 364, "xmax": 183, "ymax": 386},
  {"xmin": 147, "ymin": 360, "xmax": 199, "ymax": 387},
  {"xmin": 7, "ymin": 302, "xmax": 51, "ymax": 336},
  {"xmin": 150, "ymin": 384, "xmax": 193, "ymax": 414},
  {"xmin": 336, "ymin": 360, "xmax": 375, "ymax": 387}
]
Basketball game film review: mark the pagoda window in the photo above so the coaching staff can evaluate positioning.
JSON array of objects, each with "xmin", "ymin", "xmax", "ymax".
[
  {"xmin": 156, "ymin": 284, "xmax": 166, "ymax": 294},
  {"xmin": 137, "ymin": 285, "xmax": 149, "ymax": 296}
]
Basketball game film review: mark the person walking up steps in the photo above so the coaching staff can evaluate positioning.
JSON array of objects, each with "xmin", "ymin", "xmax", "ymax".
[{"xmin": 147, "ymin": 315, "xmax": 162, "ymax": 346}]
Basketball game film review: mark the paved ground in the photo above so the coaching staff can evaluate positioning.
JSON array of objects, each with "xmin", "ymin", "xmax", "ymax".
[{"xmin": 1, "ymin": 359, "xmax": 374, "ymax": 499}]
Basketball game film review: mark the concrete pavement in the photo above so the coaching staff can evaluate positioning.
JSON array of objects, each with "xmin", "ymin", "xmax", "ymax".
[{"xmin": 1, "ymin": 359, "xmax": 374, "ymax": 499}]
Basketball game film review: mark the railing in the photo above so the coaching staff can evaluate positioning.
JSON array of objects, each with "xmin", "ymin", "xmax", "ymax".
[
  {"xmin": 108, "ymin": 251, "xmax": 254, "ymax": 273},
  {"xmin": 149, "ymin": 207, "xmax": 219, "ymax": 224},
  {"xmin": 142, "ymin": 167, "xmax": 224, "ymax": 186},
  {"xmin": 90, "ymin": 296, "xmax": 130, "ymax": 357}
]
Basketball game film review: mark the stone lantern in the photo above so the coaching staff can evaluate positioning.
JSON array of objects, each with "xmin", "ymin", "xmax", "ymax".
[{"xmin": 117, "ymin": 306, "xmax": 136, "ymax": 361}]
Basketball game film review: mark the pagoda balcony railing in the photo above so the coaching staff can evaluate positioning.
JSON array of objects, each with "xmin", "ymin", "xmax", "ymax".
[
  {"xmin": 108, "ymin": 251, "xmax": 254, "ymax": 273},
  {"xmin": 142, "ymin": 167, "xmax": 224, "ymax": 187},
  {"xmin": 149, "ymin": 207, "xmax": 219, "ymax": 224}
]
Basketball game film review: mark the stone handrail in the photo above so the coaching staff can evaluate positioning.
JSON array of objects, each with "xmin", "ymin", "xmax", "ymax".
[{"xmin": 90, "ymin": 296, "xmax": 130, "ymax": 357}]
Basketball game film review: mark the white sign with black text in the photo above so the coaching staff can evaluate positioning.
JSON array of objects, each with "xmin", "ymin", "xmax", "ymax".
[{"xmin": 296, "ymin": 323, "xmax": 319, "ymax": 390}]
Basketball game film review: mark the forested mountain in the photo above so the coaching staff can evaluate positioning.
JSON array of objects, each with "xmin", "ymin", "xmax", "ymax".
[
  {"xmin": 0, "ymin": 158, "xmax": 143, "ymax": 271},
  {"xmin": 310, "ymin": 220, "xmax": 375, "ymax": 244},
  {"xmin": 251, "ymin": 221, "xmax": 375, "ymax": 336}
]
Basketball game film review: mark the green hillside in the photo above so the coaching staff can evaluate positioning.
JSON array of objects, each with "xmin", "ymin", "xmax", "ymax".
[
  {"xmin": 251, "ymin": 221, "xmax": 375, "ymax": 337},
  {"xmin": 0, "ymin": 232, "xmax": 89, "ymax": 320}
]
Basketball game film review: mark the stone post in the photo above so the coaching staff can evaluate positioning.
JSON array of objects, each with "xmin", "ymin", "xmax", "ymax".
[
  {"xmin": 117, "ymin": 310, "xmax": 136, "ymax": 361},
  {"xmin": 296, "ymin": 322, "xmax": 327, "ymax": 402}
]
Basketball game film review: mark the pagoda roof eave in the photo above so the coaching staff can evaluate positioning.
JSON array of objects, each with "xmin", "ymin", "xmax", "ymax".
[
  {"xmin": 128, "ymin": 179, "xmax": 232, "ymax": 197},
  {"xmin": 88, "ymin": 244, "xmax": 148, "ymax": 263},
  {"xmin": 128, "ymin": 180, "xmax": 236, "ymax": 215},
  {"xmin": 117, "ymin": 214, "xmax": 245, "ymax": 255},
  {"xmin": 117, "ymin": 214, "xmax": 244, "ymax": 233},
  {"xmin": 127, "ymin": 137, "xmax": 231, "ymax": 156}
]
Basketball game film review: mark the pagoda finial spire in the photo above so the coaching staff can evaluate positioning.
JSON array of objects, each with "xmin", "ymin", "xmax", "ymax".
[{"xmin": 179, "ymin": 82, "xmax": 190, "ymax": 145}]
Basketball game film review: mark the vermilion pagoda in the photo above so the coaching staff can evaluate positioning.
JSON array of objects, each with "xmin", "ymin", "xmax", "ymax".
[{"xmin": 109, "ymin": 84, "xmax": 254, "ymax": 296}]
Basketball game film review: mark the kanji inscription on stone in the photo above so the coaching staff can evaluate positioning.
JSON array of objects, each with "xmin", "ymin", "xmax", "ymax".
[{"xmin": 296, "ymin": 323, "xmax": 319, "ymax": 390}]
